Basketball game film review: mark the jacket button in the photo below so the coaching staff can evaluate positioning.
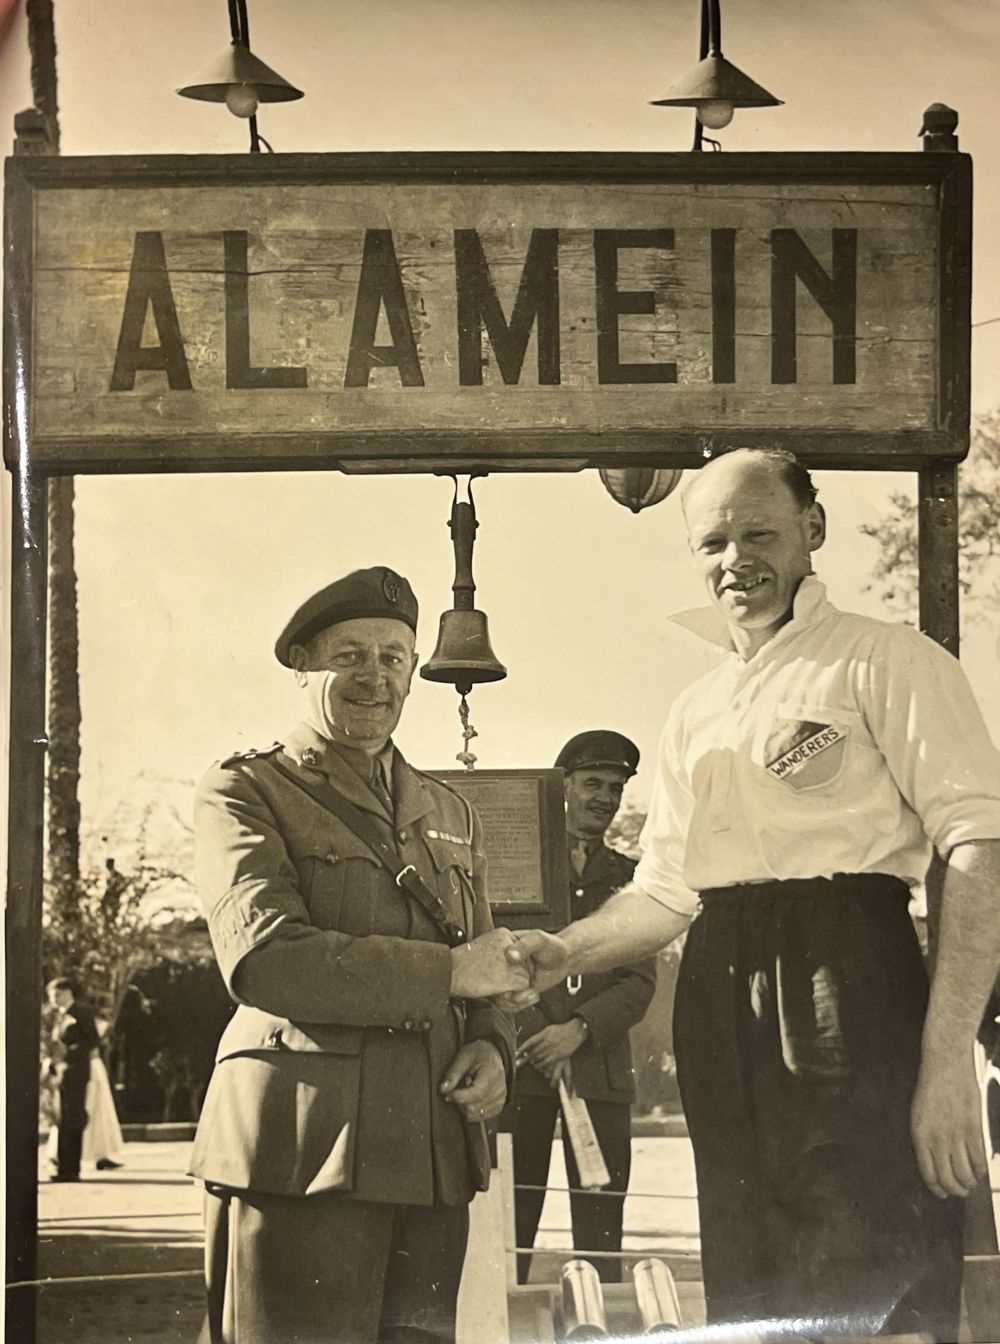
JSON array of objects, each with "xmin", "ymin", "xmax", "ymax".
[
  {"xmin": 420, "ymin": 1020, "xmax": 431, "ymax": 1031},
  {"xmin": 398, "ymin": 829, "xmax": 408, "ymax": 843},
  {"xmin": 575, "ymin": 887, "xmax": 585, "ymax": 898},
  {"xmin": 402, "ymin": 1019, "xmax": 415, "ymax": 1031}
]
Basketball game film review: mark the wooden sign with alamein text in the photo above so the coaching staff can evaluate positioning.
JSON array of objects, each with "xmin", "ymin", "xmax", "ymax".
[{"xmin": 4, "ymin": 151, "xmax": 970, "ymax": 475}]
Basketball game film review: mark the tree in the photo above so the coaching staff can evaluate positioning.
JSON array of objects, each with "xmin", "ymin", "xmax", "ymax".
[
  {"xmin": 41, "ymin": 806, "xmax": 192, "ymax": 1028},
  {"xmin": 860, "ymin": 411, "xmax": 1000, "ymax": 623},
  {"xmin": 604, "ymin": 798, "xmax": 647, "ymax": 859}
]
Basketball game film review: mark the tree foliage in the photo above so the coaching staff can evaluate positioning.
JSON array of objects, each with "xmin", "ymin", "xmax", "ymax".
[
  {"xmin": 604, "ymin": 799, "xmax": 647, "ymax": 860},
  {"xmin": 42, "ymin": 809, "xmax": 191, "ymax": 1028},
  {"xmin": 860, "ymin": 411, "xmax": 1000, "ymax": 622}
]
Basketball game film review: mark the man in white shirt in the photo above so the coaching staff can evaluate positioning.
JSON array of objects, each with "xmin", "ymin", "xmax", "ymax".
[{"xmin": 510, "ymin": 448, "xmax": 1000, "ymax": 1342}]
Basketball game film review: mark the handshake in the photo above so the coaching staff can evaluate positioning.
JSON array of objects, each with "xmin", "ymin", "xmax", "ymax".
[{"xmin": 449, "ymin": 927, "xmax": 569, "ymax": 1007}]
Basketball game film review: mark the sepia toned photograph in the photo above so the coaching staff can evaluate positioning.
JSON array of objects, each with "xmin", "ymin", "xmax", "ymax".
[{"xmin": 3, "ymin": 2, "xmax": 1000, "ymax": 1342}]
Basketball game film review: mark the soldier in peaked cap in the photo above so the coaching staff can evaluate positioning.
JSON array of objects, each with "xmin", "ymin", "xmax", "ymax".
[
  {"xmin": 511, "ymin": 729, "xmax": 656, "ymax": 1285},
  {"xmin": 190, "ymin": 565, "xmax": 541, "ymax": 1344}
]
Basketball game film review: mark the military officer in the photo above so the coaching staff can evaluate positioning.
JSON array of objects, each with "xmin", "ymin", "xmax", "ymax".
[
  {"xmin": 512, "ymin": 731, "xmax": 657, "ymax": 1284},
  {"xmin": 190, "ymin": 566, "xmax": 525, "ymax": 1344}
]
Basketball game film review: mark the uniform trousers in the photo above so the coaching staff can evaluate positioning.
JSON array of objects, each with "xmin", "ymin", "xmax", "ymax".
[
  {"xmin": 673, "ymin": 873, "xmax": 964, "ymax": 1342},
  {"xmin": 512, "ymin": 1092, "xmax": 631, "ymax": 1284},
  {"xmin": 199, "ymin": 1185, "xmax": 469, "ymax": 1344}
]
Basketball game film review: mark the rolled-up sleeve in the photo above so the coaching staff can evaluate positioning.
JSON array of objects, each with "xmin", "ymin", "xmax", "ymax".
[
  {"xmin": 633, "ymin": 713, "xmax": 701, "ymax": 918},
  {"xmin": 864, "ymin": 626, "xmax": 1000, "ymax": 856},
  {"xmin": 195, "ymin": 764, "xmax": 453, "ymax": 1027}
]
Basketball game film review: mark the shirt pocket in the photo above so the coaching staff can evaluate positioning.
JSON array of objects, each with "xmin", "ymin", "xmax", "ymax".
[
  {"xmin": 287, "ymin": 831, "xmax": 380, "ymax": 933},
  {"xmin": 423, "ymin": 836, "xmax": 477, "ymax": 935},
  {"xmin": 756, "ymin": 703, "xmax": 866, "ymax": 795}
]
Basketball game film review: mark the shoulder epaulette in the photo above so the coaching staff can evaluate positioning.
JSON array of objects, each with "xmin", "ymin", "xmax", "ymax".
[{"xmin": 218, "ymin": 742, "xmax": 283, "ymax": 769}]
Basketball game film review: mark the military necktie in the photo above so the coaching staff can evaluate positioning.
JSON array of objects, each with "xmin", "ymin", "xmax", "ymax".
[
  {"xmin": 570, "ymin": 837, "xmax": 591, "ymax": 877},
  {"xmin": 370, "ymin": 758, "xmax": 394, "ymax": 818}
]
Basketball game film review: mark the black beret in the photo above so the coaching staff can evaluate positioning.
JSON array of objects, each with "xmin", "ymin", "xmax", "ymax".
[
  {"xmin": 275, "ymin": 566, "xmax": 418, "ymax": 667},
  {"xmin": 555, "ymin": 730, "xmax": 640, "ymax": 778}
]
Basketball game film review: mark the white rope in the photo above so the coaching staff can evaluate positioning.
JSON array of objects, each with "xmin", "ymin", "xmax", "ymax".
[{"xmin": 7, "ymin": 1269, "xmax": 202, "ymax": 1290}]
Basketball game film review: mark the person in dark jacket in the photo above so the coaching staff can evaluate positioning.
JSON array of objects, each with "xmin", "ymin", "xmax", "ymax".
[
  {"xmin": 190, "ymin": 566, "xmax": 529, "ymax": 1344},
  {"xmin": 511, "ymin": 731, "xmax": 657, "ymax": 1283},
  {"xmin": 45, "ymin": 976, "xmax": 100, "ymax": 1182}
]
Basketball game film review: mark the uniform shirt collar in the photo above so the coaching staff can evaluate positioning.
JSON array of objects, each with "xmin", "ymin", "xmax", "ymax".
[
  {"xmin": 284, "ymin": 722, "xmax": 393, "ymax": 781},
  {"xmin": 668, "ymin": 575, "xmax": 832, "ymax": 658}
]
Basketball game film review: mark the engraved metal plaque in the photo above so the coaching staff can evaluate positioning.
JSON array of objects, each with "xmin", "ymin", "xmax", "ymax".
[{"xmin": 433, "ymin": 768, "xmax": 570, "ymax": 930}]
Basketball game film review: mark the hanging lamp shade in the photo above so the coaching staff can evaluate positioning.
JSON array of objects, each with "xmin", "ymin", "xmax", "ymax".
[
  {"xmin": 177, "ymin": 43, "xmax": 303, "ymax": 104},
  {"xmin": 650, "ymin": 53, "xmax": 781, "ymax": 110},
  {"xmin": 599, "ymin": 467, "xmax": 684, "ymax": 514}
]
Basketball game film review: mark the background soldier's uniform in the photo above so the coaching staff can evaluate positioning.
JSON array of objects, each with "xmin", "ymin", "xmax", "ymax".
[
  {"xmin": 191, "ymin": 723, "xmax": 514, "ymax": 1344},
  {"xmin": 512, "ymin": 842, "xmax": 657, "ymax": 1283}
]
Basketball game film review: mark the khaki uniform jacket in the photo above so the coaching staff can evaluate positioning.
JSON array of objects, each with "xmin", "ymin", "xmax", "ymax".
[
  {"xmin": 515, "ymin": 845, "xmax": 657, "ymax": 1103},
  {"xmin": 189, "ymin": 725, "xmax": 514, "ymax": 1207}
]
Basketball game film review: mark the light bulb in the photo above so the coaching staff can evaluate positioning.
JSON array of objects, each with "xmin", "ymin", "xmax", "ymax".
[
  {"xmin": 697, "ymin": 100, "xmax": 735, "ymax": 130},
  {"xmin": 225, "ymin": 84, "xmax": 259, "ymax": 119}
]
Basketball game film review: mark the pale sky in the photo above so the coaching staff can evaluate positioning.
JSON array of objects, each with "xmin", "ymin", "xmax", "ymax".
[{"xmin": 1, "ymin": 0, "xmax": 998, "ymax": 865}]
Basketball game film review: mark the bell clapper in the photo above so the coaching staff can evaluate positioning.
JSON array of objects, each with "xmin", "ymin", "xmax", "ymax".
[{"xmin": 456, "ymin": 692, "xmax": 478, "ymax": 771}]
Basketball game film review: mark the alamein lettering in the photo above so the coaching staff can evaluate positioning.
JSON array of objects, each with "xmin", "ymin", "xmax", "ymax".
[{"xmin": 110, "ymin": 226, "xmax": 859, "ymax": 393}]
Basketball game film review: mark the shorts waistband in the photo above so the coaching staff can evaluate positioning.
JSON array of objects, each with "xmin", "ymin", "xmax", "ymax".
[{"xmin": 699, "ymin": 872, "xmax": 911, "ymax": 903}]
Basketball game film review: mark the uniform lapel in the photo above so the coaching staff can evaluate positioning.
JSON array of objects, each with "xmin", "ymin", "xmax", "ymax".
[
  {"xmin": 282, "ymin": 723, "xmax": 389, "ymax": 820},
  {"xmin": 392, "ymin": 751, "xmax": 436, "ymax": 830}
]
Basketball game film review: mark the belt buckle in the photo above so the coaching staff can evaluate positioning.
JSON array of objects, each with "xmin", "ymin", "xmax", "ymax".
[{"xmin": 394, "ymin": 863, "xmax": 416, "ymax": 887}]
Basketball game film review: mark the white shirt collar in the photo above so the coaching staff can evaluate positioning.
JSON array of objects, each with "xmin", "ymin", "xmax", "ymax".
[{"xmin": 668, "ymin": 575, "xmax": 833, "ymax": 656}]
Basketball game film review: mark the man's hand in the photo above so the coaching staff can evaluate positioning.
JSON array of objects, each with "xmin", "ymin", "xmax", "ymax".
[
  {"xmin": 450, "ymin": 928, "xmax": 531, "ymax": 999},
  {"xmin": 545, "ymin": 1058, "xmax": 573, "ymax": 1090},
  {"xmin": 505, "ymin": 929, "xmax": 571, "ymax": 999},
  {"xmin": 517, "ymin": 1020, "xmax": 587, "ymax": 1074},
  {"xmin": 440, "ymin": 1039, "xmax": 508, "ymax": 1122},
  {"xmin": 911, "ymin": 1050, "xmax": 988, "ymax": 1199}
]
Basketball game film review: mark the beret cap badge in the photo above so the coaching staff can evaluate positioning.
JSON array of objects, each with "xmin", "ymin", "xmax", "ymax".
[{"xmin": 273, "ymin": 566, "xmax": 418, "ymax": 667}]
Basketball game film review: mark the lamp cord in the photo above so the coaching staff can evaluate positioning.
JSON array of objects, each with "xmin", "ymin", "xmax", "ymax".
[
  {"xmin": 227, "ymin": 0, "xmax": 267, "ymax": 153},
  {"xmin": 692, "ymin": 0, "xmax": 710, "ymax": 151}
]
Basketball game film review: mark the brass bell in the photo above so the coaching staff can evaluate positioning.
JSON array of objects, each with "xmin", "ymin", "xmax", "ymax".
[{"xmin": 420, "ymin": 481, "xmax": 507, "ymax": 698}]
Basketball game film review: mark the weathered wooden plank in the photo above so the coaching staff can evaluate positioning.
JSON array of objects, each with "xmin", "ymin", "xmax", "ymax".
[
  {"xmin": 25, "ymin": 428, "xmax": 962, "ymax": 476},
  {"xmin": 6, "ymin": 152, "xmax": 971, "ymax": 474}
]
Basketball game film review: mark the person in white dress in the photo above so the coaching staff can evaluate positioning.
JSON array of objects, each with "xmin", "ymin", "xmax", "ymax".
[{"xmin": 46, "ymin": 1019, "xmax": 125, "ymax": 1172}]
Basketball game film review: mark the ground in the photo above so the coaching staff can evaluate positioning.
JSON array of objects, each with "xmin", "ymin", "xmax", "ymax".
[
  {"xmin": 28, "ymin": 1134, "xmax": 1000, "ymax": 1343},
  {"xmin": 31, "ymin": 1135, "xmax": 702, "ymax": 1344}
]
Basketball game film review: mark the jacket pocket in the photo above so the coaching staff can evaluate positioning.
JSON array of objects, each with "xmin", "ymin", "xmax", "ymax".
[
  {"xmin": 191, "ymin": 1049, "xmax": 361, "ymax": 1196},
  {"xmin": 216, "ymin": 1005, "xmax": 363, "ymax": 1060},
  {"xmin": 288, "ymin": 831, "xmax": 379, "ymax": 933},
  {"xmin": 424, "ymin": 837, "xmax": 476, "ymax": 934}
]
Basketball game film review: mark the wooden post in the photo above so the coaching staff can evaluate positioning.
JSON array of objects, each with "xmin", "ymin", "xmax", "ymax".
[
  {"xmin": 917, "ymin": 460, "xmax": 959, "ymax": 657},
  {"xmin": 918, "ymin": 103, "xmax": 1000, "ymax": 1344},
  {"xmin": 917, "ymin": 461, "xmax": 958, "ymax": 968},
  {"xmin": 4, "ymin": 472, "xmax": 48, "ymax": 1344}
]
